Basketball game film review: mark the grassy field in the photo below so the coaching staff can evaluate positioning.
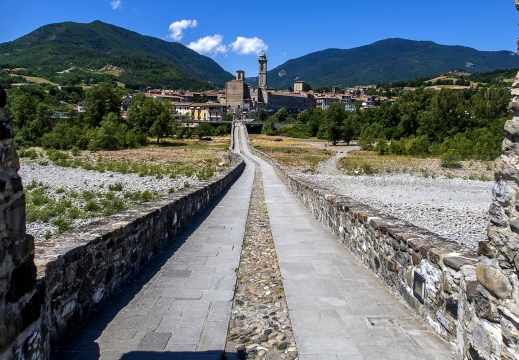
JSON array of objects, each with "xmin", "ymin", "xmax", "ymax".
[
  {"xmin": 337, "ymin": 150, "xmax": 493, "ymax": 180},
  {"xmin": 249, "ymin": 134, "xmax": 334, "ymax": 172},
  {"xmin": 249, "ymin": 134, "xmax": 494, "ymax": 181},
  {"xmin": 20, "ymin": 138, "xmax": 231, "ymax": 180}
]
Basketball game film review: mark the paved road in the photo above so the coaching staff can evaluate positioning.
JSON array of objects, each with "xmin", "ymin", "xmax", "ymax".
[
  {"xmin": 52, "ymin": 127, "xmax": 255, "ymax": 360},
  {"xmin": 238, "ymin": 124, "xmax": 454, "ymax": 360}
]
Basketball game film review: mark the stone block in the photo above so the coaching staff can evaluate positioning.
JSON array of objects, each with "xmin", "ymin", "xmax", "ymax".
[
  {"xmin": 12, "ymin": 235, "xmax": 34, "ymax": 265},
  {"xmin": 21, "ymin": 288, "xmax": 43, "ymax": 329},
  {"xmin": 505, "ymin": 119, "xmax": 519, "ymax": 136},
  {"xmin": 466, "ymin": 280, "xmax": 478, "ymax": 302},
  {"xmin": 0, "ymin": 120, "xmax": 14, "ymax": 140},
  {"xmin": 493, "ymin": 181, "xmax": 513, "ymax": 206},
  {"xmin": 489, "ymin": 203, "xmax": 506, "ymax": 227},
  {"xmin": 476, "ymin": 264, "xmax": 512, "ymax": 300},
  {"xmin": 412, "ymin": 252, "xmax": 421, "ymax": 265},
  {"xmin": 0, "ymin": 141, "xmax": 20, "ymax": 171},
  {"xmin": 4, "ymin": 194, "xmax": 27, "ymax": 241},
  {"xmin": 6, "ymin": 259, "xmax": 37, "ymax": 303},
  {"xmin": 443, "ymin": 256, "xmax": 478, "ymax": 271},
  {"xmin": 0, "ymin": 312, "xmax": 21, "ymax": 350}
]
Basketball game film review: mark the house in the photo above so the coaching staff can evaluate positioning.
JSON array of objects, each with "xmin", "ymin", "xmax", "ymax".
[{"xmin": 172, "ymin": 102, "xmax": 228, "ymax": 121}]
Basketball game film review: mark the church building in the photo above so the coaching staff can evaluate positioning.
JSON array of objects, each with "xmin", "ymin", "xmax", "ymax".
[{"xmin": 223, "ymin": 51, "xmax": 312, "ymax": 118}]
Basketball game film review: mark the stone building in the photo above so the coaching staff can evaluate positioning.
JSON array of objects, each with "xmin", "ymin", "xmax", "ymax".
[{"xmin": 222, "ymin": 52, "xmax": 312, "ymax": 117}]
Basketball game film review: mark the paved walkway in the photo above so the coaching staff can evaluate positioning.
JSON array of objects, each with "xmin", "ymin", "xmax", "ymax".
[
  {"xmin": 52, "ymin": 128, "xmax": 255, "ymax": 360},
  {"xmin": 238, "ymin": 125, "xmax": 454, "ymax": 360}
]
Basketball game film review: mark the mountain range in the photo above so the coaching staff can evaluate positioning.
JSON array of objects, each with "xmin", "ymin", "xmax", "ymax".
[
  {"xmin": 0, "ymin": 20, "xmax": 234, "ymax": 90},
  {"xmin": 252, "ymin": 38, "xmax": 519, "ymax": 89},
  {"xmin": 1, "ymin": 21, "xmax": 518, "ymax": 90}
]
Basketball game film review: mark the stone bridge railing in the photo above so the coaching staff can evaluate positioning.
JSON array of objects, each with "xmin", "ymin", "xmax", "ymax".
[{"xmin": 0, "ymin": 95, "xmax": 245, "ymax": 359}]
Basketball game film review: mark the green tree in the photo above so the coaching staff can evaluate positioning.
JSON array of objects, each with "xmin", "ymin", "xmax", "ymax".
[
  {"xmin": 417, "ymin": 89, "xmax": 467, "ymax": 142},
  {"xmin": 307, "ymin": 108, "xmax": 323, "ymax": 136},
  {"xmin": 470, "ymin": 87, "xmax": 510, "ymax": 126},
  {"xmin": 85, "ymin": 82, "xmax": 123, "ymax": 127},
  {"xmin": 297, "ymin": 109, "xmax": 310, "ymax": 124},
  {"xmin": 195, "ymin": 122, "xmax": 214, "ymax": 140},
  {"xmin": 127, "ymin": 94, "xmax": 173, "ymax": 143},
  {"xmin": 275, "ymin": 108, "xmax": 289, "ymax": 122},
  {"xmin": 149, "ymin": 98, "xmax": 173, "ymax": 144},
  {"xmin": 358, "ymin": 123, "xmax": 383, "ymax": 150},
  {"xmin": 321, "ymin": 102, "xmax": 345, "ymax": 145},
  {"xmin": 342, "ymin": 112, "xmax": 358, "ymax": 145},
  {"xmin": 88, "ymin": 113, "xmax": 127, "ymax": 150},
  {"xmin": 257, "ymin": 108, "xmax": 268, "ymax": 121}
]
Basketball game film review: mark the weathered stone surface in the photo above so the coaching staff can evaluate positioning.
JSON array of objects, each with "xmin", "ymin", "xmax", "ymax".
[
  {"xmin": 443, "ymin": 256, "xmax": 477, "ymax": 271},
  {"xmin": 505, "ymin": 119, "xmax": 519, "ymax": 136},
  {"xmin": 474, "ymin": 288, "xmax": 501, "ymax": 322},
  {"xmin": 493, "ymin": 181, "xmax": 513, "ymax": 206},
  {"xmin": 476, "ymin": 264, "xmax": 512, "ymax": 299}
]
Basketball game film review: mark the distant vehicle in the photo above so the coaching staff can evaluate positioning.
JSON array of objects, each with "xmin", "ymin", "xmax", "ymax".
[
  {"xmin": 274, "ymin": 138, "xmax": 283, "ymax": 142},
  {"xmin": 202, "ymin": 137, "xmax": 212, "ymax": 141}
]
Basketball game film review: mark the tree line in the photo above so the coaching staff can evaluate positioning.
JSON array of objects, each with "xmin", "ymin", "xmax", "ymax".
[
  {"xmin": 6, "ymin": 82, "xmax": 230, "ymax": 151},
  {"xmin": 263, "ymin": 86, "xmax": 511, "ymax": 160}
]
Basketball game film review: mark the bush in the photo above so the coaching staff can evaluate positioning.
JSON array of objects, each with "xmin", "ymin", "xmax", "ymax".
[
  {"xmin": 440, "ymin": 151, "xmax": 462, "ymax": 168},
  {"xmin": 388, "ymin": 139, "xmax": 406, "ymax": 155},
  {"xmin": 46, "ymin": 149, "xmax": 69, "ymax": 161},
  {"xmin": 19, "ymin": 148, "xmax": 38, "ymax": 159},
  {"xmin": 375, "ymin": 137, "xmax": 389, "ymax": 155},
  {"xmin": 406, "ymin": 135, "xmax": 430, "ymax": 156},
  {"xmin": 108, "ymin": 182, "xmax": 124, "ymax": 191},
  {"xmin": 70, "ymin": 146, "xmax": 81, "ymax": 156}
]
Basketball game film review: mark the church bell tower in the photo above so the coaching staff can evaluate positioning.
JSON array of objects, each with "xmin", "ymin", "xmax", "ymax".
[{"xmin": 258, "ymin": 51, "xmax": 267, "ymax": 89}]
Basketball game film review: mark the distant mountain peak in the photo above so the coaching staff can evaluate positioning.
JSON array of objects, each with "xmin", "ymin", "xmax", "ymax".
[
  {"xmin": 0, "ymin": 20, "xmax": 233, "ymax": 90},
  {"xmin": 265, "ymin": 38, "xmax": 519, "ymax": 89}
]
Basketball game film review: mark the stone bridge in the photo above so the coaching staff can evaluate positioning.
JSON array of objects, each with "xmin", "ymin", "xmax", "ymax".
[{"xmin": 3, "ymin": 7, "xmax": 519, "ymax": 358}]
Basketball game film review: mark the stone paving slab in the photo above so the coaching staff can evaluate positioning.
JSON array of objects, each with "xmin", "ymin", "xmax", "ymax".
[
  {"xmin": 238, "ymin": 125, "xmax": 455, "ymax": 360},
  {"xmin": 52, "ymin": 134, "xmax": 255, "ymax": 359}
]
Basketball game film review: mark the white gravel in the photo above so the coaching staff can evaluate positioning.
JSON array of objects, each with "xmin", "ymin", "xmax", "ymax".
[
  {"xmin": 293, "ymin": 165, "xmax": 493, "ymax": 250},
  {"xmin": 20, "ymin": 163, "xmax": 204, "ymax": 242}
]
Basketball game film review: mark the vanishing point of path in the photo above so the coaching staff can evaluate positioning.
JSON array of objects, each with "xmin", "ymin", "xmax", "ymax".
[{"xmin": 52, "ymin": 124, "xmax": 454, "ymax": 359}]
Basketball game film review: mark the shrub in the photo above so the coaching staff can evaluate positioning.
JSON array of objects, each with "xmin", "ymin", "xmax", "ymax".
[
  {"xmin": 440, "ymin": 151, "xmax": 462, "ymax": 168},
  {"xmin": 70, "ymin": 146, "xmax": 81, "ymax": 156},
  {"xmin": 108, "ymin": 182, "xmax": 124, "ymax": 191}
]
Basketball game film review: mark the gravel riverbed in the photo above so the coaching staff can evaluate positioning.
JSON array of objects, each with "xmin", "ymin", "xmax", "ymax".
[
  {"xmin": 20, "ymin": 162, "xmax": 205, "ymax": 242},
  {"xmin": 292, "ymin": 168, "xmax": 493, "ymax": 250}
]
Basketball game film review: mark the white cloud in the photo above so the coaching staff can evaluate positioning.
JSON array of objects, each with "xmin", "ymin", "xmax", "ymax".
[
  {"xmin": 188, "ymin": 35, "xmax": 227, "ymax": 56},
  {"xmin": 110, "ymin": 0, "xmax": 122, "ymax": 10},
  {"xmin": 167, "ymin": 19, "xmax": 197, "ymax": 41},
  {"xmin": 230, "ymin": 37, "xmax": 268, "ymax": 55}
]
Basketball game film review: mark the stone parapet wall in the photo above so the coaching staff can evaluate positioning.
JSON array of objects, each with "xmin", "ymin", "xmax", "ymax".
[{"xmin": 247, "ymin": 138, "xmax": 479, "ymax": 357}]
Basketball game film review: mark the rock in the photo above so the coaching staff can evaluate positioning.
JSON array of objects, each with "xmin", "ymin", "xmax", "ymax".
[
  {"xmin": 246, "ymin": 343, "xmax": 259, "ymax": 350},
  {"xmin": 505, "ymin": 119, "xmax": 519, "ymax": 136},
  {"xmin": 443, "ymin": 256, "xmax": 477, "ymax": 271},
  {"xmin": 476, "ymin": 264, "xmax": 512, "ymax": 299},
  {"xmin": 287, "ymin": 347, "xmax": 298, "ymax": 359}
]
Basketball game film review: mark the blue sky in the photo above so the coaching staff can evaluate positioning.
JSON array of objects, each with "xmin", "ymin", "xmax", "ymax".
[{"xmin": 2, "ymin": 0, "xmax": 518, "ymax": 76}]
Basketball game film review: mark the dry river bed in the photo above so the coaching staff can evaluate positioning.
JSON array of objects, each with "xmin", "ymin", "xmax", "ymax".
[
  {"xmin": 19, "ymin": 162, "xmax": 206, "ymax": 242},
  {"xmin": 291, "ymin": 157, "xmax": 493, "ymax": 250},
  {"xmin": 20, "ymin": 146, "xmax": 494, "ymax": 250}
]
